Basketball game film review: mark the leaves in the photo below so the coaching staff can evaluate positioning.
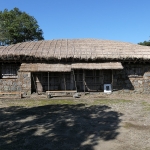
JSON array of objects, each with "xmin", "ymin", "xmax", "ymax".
[
  {"xmin": 138, "ymin": 40, "xmax": 150, "ymax": 46},
  {"xmin": 0, "ymin": 7, "xmax": 44, "ymax": 45}
]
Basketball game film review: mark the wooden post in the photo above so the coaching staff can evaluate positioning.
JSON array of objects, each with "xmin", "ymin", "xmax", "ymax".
[
  {"xmin": 70, "ymin": 71, "xmax": 74, "ymax": 90},
  {"xmin": 64, "ymin": 73, "xmax": 66, "ymax": 93},
  {"xmin": 48, "ymin": 72, "xmax": 49, "ymax": 91},
  {"xmin": 112, "ymin": 70, "xmax": 113, "ymax": 92},
  {"xmin": 102, "ymin": 70, "xmax": 104, "ymax": 92},
  {"xmin": 83, "ymin": 69, "xmax": 85, "ymax": 94},
  {"xmin": 36, "ymin": 73, "xmax": 43, "ymax": 93},
  {"xmin": 32, "ymin": 73, "xmax": 37, "ymax": 94},
  {"xmin": 73, "ymin": 70, "xmax": 77, "ymax": 91}
]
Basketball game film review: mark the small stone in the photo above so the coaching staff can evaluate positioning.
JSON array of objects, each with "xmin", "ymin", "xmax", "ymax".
[
  {"xmin": 143, "ymin": 76, "xmax": 149, "ymax": 79},
  {"xmin": 17, "ymin": 86, "xmax": 22, "ymax": 91},
  {"xmin": 124, "ymin": 89, "xmax": 130, "ymax": 93},
  {"xmin": 23, "ymin": 73, "xmax": 28, "ymax": 78},
  {"xmin": 73, "ymin": 93, "xmax": 80, "ymax": 98},
  {"xmin": 4, "ymin": 86, "xmax": 10, "ymax": 91},
  {"xmin": 22, "ymin": 84, "xmax": 26, "ymax": 88},
  {"xmin": 138, "ymin": 80, "xmax": 143, "ymax": 84},
  {"xmin": 144, "ymin": 72, "xmax": 150, "ymax": 77},
  {"xmin": 17, "ymin": 81, "xmax": 22, "ymax": 85},
  {"xmin": 27, "ymin": 91, "xmax": 31, "ymax": 95},
  {"xmin": 13, "ymin": 82, "xmax": 17, "ymax": 86},
  {"xmin": 10, "ymin": 86, "xmax": 17, "ymax": 91},
  {"xmin": 3, "ymin": 81, "xmax": 7, "ymax": 86},
  {"xmin": 134, "ymin": 88, "xmax": 143, "ymax": 93}
]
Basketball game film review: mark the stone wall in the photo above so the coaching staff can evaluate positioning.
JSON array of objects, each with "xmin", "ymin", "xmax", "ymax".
[
  {"xmin": 1, "ymin": 62, "xmax": 150, "ymax": 96},
  {"xmin": 0, "ymin": 72, "xmax": 31, "ymax": 97},
  {"xmin": 113, "ymin": 63, "xmax": 150, "ymax": 94}
]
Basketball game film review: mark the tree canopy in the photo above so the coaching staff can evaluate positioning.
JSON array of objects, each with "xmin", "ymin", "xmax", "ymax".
[
  {"xmin": 0, "ymin": 7, "xmax": 44, "ymax": 45},
  {"xmin": 138, "ymin": 40, "xmax": 150, "ymax": 46}
]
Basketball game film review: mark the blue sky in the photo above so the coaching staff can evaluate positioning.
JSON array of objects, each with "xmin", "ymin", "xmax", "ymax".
[{"xmin": 0, "ymin": 0, "xmax": 150, "ymax": 44}]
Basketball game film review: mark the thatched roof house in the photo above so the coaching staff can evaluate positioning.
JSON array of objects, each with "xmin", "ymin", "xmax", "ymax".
[{"xmin": 0, "ymin": 39, "xmax": 150, "ymax": 97}]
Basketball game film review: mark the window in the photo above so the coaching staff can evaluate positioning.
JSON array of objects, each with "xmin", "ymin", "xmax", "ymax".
[
  {"xmin": 1, "ymin": 64, "xmax": 19, "ymax": 78},
  {"xmin": 127, "ymin": 66, "xmax": 143, "ymax": 77}
]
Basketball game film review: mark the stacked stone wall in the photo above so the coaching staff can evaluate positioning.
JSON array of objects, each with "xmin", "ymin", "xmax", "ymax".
[
  {"xmin": 1, "ymin": 63, "xmax": 150, "ymax": 96},
  {"xmin": 113, "ymin": 63, "xmax": 150, "ymax": 94},
  {"xmin": 0, "ymin": 72, "xmax": 31, "ymax": 97}
]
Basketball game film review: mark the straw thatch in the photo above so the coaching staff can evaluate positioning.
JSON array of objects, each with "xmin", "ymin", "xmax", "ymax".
[
  {"xmin": 0, "ymin": 39, "xmax": 150, "ymax": 61},
  {"xmin": 71, "ymin": 62, "xmax": 123, "ymax": 69},
  {"xmin": 19, "ymin": 62, "xmax": 123, "ymax": 72},
  {"xmin": 19, "ymin": 63, "xmax": 71, "ymax": 72}
]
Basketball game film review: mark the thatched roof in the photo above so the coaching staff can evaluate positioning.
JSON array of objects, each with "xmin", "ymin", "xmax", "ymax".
[
  {"xmin": 71, "ymin": 62, "xmax": 123, "ymax": 69},
  {"xmin": 19, "ymin": 63, "xmax": 71, "ymax": 72},
  {"xmin": 19, "ymin": 62, "xmax": 123, "ymax": 72},
  {"xmin": 0, "ymin": 39, "xmax": 150, "ymax": 61}
]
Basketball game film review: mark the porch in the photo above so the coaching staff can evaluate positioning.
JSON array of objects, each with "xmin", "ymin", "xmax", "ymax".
[
  {"xmin": 19, "ymin": 62, "xmax": 123, "ymax": 96},
  {"xmin": 31, "ymin": 70, "xmax": 112, "ymax": 94}
]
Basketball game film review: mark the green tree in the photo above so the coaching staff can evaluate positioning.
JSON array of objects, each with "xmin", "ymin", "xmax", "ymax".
[
  {"xmin": 0, "ymin": 7, "xmax": 44, "ymax": 45},
  {"xmin": 138, "ymin": 40, "xmax": 150, "ymax": 46}
]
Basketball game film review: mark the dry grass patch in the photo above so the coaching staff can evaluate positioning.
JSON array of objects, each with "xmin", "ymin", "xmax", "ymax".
[
  {"xmin": 93, "ymin": 99, "xmax": 132, "ymax": 105},
  {"xmin": 142, "ymin": 101, "xmax": 150, "ymax": 111},
  {"xmin": 0, "ymin": 98, "xmax": 133, "ymax": 108},
  {"xmin": 0, "ymin": 99, "xmax": 85, "ymax": 108},
  {"xmin": 124, "ymin": 122, "xmax": 150, "ymax": 130}
]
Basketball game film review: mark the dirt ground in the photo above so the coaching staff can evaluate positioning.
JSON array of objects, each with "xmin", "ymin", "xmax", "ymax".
[{"xmin": 0, "ymin": 93, "xmax": 150, "ymax": 150}]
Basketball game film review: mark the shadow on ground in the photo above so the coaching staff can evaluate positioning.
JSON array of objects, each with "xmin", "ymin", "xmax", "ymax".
[{"xmin": 0, "ymin": 104, "xmax": 122, "ymax": 150}]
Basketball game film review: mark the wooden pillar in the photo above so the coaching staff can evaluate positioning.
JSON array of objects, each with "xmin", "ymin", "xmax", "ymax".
[
  {"xmin": 48, "ymin": 72, "xmax": 49, "ymax": 91},
  {"xmin": 102, "ymin": 70, "xmax": 104, "ymax": 92},
  {"xmin": 36, "ymin": 73, "xmax": 43, "ymax": 93},
  {"xmin": 73, "ymin": 70, "xmax": 77, "ymax": 91},
  {"xmin": 32, "ymin": 73, "xmax": 37, "ymax": 93},
  {"xmin": 70, "ymin": 71, "xmax": 74, "ymax": 90},
  {"xmin": 83, "ymin": 69, "xmax": 85, "ymax": 94},
  {"xmin": 64, "ymin": 73, "xmax": 66, "ymax": 92},
  {"xmin": 111, "ymin": 70, "xmax": 113, "ymax": 92}
]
